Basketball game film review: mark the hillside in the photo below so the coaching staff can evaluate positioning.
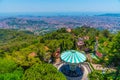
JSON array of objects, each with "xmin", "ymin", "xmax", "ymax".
[
  {"xmin": 0, "ymin": 29, "xmax": 34, "ymax": 44},
  {"xmin": 0, "ymin": 27, "xmax": 120, "ymax": 79}
]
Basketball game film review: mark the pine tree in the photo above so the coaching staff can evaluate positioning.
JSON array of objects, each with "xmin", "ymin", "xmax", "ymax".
[{"xmin": 72, "ymin": 39, "xmax": 77, "ymax": 50}]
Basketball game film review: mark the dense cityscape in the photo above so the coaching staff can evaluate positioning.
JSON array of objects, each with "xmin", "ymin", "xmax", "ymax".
[{"xmin": 0, "ymin": 14, "xmax": 120, "ymax": 34}]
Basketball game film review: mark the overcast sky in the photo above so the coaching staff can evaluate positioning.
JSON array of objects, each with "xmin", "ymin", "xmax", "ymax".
[{"xmin": 0, "ymin": 0, "xmax": 120, "ymax": 13}]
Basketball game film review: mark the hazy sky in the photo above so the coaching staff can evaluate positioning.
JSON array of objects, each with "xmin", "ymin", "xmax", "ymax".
[{"xmin": 0, "ymin": 0, "xmax": 120, "ymax": 13}]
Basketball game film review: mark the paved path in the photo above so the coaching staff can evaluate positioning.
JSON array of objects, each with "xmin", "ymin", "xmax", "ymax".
[{"xmin": 81, "ymin": 64, "xmax": 89, "ymax": 80}]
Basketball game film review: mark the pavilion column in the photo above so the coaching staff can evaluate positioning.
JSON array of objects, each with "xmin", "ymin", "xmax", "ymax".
[{"xmin": 69, "ymin": 63, "xmax": 77, "ymax": 71}]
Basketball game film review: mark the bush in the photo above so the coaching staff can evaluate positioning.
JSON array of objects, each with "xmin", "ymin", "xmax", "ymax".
[{"xmin": 22, "ymin": 63, "xmax": 66, "ymax": 80}]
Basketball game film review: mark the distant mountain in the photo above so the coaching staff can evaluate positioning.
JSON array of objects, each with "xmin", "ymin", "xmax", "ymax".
[{"xmin": 98, "ymin": 13, "xmax": 120, "ymax": 17}]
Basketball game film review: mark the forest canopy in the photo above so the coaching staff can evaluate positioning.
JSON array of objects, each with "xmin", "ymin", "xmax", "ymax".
[{"xmin": 0, "ymin": 27, "xmax": 120, "ymax": 80}]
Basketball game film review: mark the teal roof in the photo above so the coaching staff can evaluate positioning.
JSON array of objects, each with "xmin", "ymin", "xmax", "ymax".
[{"xmin": 61, "ymin": 50, "xmax": 86, "ymax": 63}]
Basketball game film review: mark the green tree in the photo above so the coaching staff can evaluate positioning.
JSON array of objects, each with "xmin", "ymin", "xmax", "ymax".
[
  {"xmin": 72, "ymin": 39, "xmax": 77, "ymax": 50},
  {"xmin": 0, "ymin": 58, "xmax": 17, "ymax": 73},
  {"xmin": 108, "ymin": 31, "xmax": 120, "ymax": 80},
  {"xmin": 0, "ymin": 58, "xmax": 23, "ymax": 80},
  {"xmin": 102, "ymin": 29, "xmax": 110, "ymax": 38},
  {"xmin": 22, "ymin": 63, "xmax": 66, "ymax": 80}
]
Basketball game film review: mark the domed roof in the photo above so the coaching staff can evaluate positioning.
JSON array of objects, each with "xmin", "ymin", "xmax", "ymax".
[{"xmin": 61, "ymin": 50, "xmax": 86, "ymax": 63}]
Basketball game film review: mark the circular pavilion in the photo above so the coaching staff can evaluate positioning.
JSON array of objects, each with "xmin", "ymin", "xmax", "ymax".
[{"xmin": 60, "ymin": 50, "xmax": 86, "ymax": 77}]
